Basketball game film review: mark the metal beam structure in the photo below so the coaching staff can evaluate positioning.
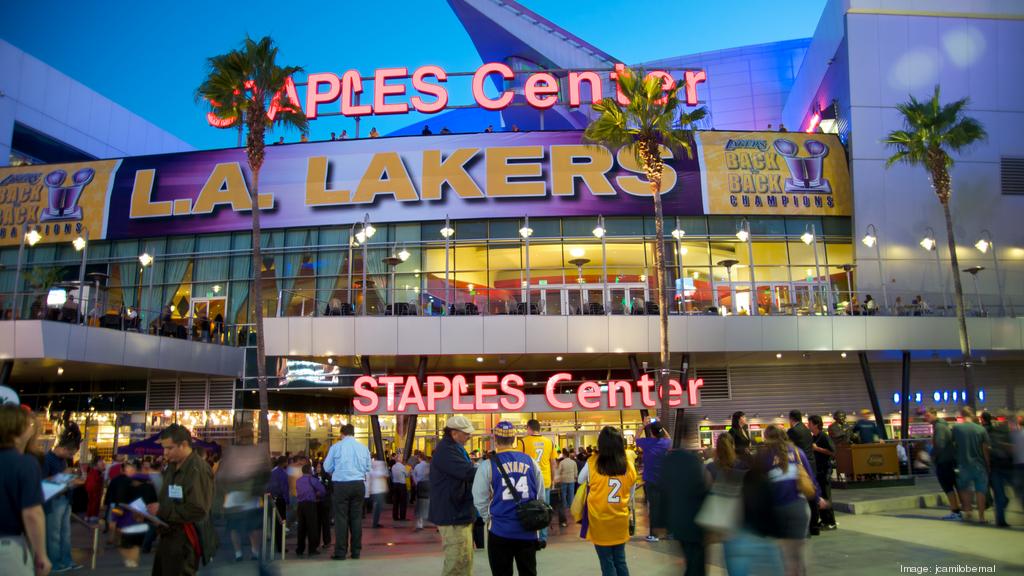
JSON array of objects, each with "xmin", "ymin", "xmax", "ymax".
[
  {"xmin": 403, "ymin": 357, "xmax": 427, "ymax": 459},
  {"xmin": 362, "ymin": 356, "xmax": 385, "ymax": 460},
  {"xmin": 900, "ymin": 351, "xmax": 911, "ymax": 440},
  {"xmin": 858, "ymin": 352, "xmax": 888, "ymax": 440}
]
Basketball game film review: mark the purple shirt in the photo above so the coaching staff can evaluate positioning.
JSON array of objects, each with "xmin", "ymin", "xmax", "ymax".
[
  {"xmin": 636, "ymin": 437, "xmax": 672, "ymax": 484},
  {"xmin": 269, "ymin": 467, "xmax": 289, "ymax": 500},
  {"xmin": 295, "ymin": 475, "xmax": 325, "ymax": 503}
]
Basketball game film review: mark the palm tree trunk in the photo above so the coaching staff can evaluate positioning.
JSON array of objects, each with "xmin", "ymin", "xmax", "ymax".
[
  {"xmin": 250, "ymin": 169, "xmax": 270, "ymax": 444},
  {"xmin": 940, "ymin": 194, "xmax": 975, "ymax": 408},
  {"xmin": 639, "ymin": 141, "xmax": 671, "ymax": 422}
]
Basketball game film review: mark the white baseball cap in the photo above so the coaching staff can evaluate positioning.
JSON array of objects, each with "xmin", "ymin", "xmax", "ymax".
[{"xmin": 445, "ymin": 415, "xmax": 475, "ymax": 434}]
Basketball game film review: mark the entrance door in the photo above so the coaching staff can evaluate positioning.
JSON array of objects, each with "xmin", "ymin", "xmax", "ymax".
[{"xmin": 190, "ymin": 297, "xmax": 226, "ymax": 341}]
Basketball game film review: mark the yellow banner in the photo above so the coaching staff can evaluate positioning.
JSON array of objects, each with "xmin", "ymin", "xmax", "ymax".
[
  {"xmin": 698, "ymin": 131, "xmax": 851, "ymax": 216},
  {"xmin": 0, "ymin": 160, "xmax": 119, "ymax": 246}
]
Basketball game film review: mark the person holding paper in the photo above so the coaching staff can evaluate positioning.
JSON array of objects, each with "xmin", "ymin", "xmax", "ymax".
[
  {"xmin": 152, "ymin": 424, "xmax": 214, "ymax": 576},
  {"xmin": 0, "ymin": 405, "xmax": 50, "ymax": 576},
  {"xmin": 108, "ymin": 460, "xmax": 157, "ymax": 568},
  {"xmin": 43, "ymin": 427, "xmax": 83, "ymax": 573}
]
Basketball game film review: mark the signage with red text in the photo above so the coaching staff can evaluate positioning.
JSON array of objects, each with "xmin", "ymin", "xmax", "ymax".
[
  {"xmin": 206, "ymin": 63, "xmax": 708, "ymax": 126},
  {"xmin": 353, "ymin": 372, "xmax": 703, "ymax": 414}
]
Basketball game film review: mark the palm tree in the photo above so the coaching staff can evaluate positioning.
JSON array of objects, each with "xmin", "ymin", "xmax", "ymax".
[
  {"xmin": 197, "ymin": 36, "xmax": 308, "ymax": 444},
  {"xmin": 884, "ymin": 85, "xmax": 986, "ymax": 407},
  {"xmin": 584, "ymin": 67, "xmax": 706, "ymax": 418}
]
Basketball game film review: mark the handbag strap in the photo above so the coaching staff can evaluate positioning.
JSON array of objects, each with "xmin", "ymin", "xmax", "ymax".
[{"xmin": 493, "ymin": 453, "xmax": 522, "ymax": 504}]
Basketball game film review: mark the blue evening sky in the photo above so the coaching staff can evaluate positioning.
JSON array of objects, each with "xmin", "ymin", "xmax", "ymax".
[{"xmin": 1, "ymin": 1, "xmax": 826, "ymax": 151}]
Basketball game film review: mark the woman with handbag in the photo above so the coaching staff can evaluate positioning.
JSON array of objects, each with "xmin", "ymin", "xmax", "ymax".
[
  {"xmin": 759, "ymin": 425, "xmax": 826, "ymax": 576},
  {"xmin": 576, "ymin": 426, "xmax": 637, "ymax": 576}
]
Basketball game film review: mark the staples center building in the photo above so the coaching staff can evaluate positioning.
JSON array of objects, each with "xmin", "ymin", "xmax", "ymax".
[{"xmin": 0, "ymin": 0, "xmax": 1021, "ymax": 456}]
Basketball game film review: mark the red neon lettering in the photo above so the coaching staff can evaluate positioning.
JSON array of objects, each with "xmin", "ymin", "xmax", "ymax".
[
  {"xmin": 665, "ymin": 379, "xmax": 684, "ymax": 408},
  {"xmin": 577, "ymin": 381, "xmax": 602, "ymax": 409},
  {"xmin": 474, "ymin": 374, "xmax": 500, "ymax": 410},
  {"xmin": 610, "ymin": 63, "xmax": 631, "ymax": 106},
  {"xmin": 374, "ymin": 67, "xmax": 409, "ymax": 115},
  {"xmin": 305, "ymin": 73, "xmax": 341, "ymax": 120},
  {"xmin": 205, "ymin": 97, "xmax": 238, "ymax": 128},
  {"xmin": 452, "ymin": 375, "xmax": 474, "ymax": 411},
  {"xmin": 411, "ymin": 65, "xmax": 448, "ymax": 114},
  {"xmin": 805, "ymin": 113, "xmax": 821, "ymax": 133},
  {"xmin": 645, "ymin": 70, "xmax": 676, "ymax": 106},
  {"xmin": 398, "ymin": 376, "xmax": 426, "ymax": 412},
  {"xmin": 637, "ymin": 373, "xmax": 656, "ymax": 408},
  {"xmin": 353, "ymin": 376, "xmax": 379, "ymax": 413},
  {"xmin": 545, "ymin": 373, "xmax": 574, "ymax": 409},
  {"xmin": 567, "ymin": 71, "xmax": 602, "ymax": 107},
  {"xmin": 425, "ymin": 375, "xmax": 452, "ymax": 411},
  {"xmin": 472, "ymin": 62, "xmax": 514, "ymax": 111},
  {"xmin": 341, "ymin": 70, "xmax": 372, "ymax": 116},
  {"xmin": 524, "ymin": 72, "xmax": 559, "ymax": 109},
  {"xmin": 380, "ymin": 376, "xmax": 404, "ymax": 412},
  {"xmin": 683, "ymin": 70, "xmax": 706, "ymax": 106},
  {"xmin": 267, "ymin": 77, "xmax": 303, "ymax": 122},
  {"xmin": 607, "ymin": 380, "xmax": 633, "ymax": 409},
  {"xmin": 499, "ymin": 374, "xmax": 526, "ymax": 411},
  {"xmin": 687, "ymin": 378, "xmax": 704, "ymax": 406}
]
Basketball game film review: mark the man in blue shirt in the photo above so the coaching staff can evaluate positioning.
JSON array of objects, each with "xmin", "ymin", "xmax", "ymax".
[
  {"xmin": 473, "ymin": 421, "xmax": 543, "ymax": 576},
  {"xmin": 323, "ymin": 423, "xmax": 370, "ymax": 560},
  {"xmin": 852, "ymin": 409, "xmax": 881, "ymax": 444}
]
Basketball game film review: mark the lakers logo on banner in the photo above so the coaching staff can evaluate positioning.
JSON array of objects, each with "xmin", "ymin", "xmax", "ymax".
[
  {"xmin": 698, "ymin": 131, "xmax": 851, "ymax": 216},
  {"xmin": 0, "ymin": 160, "xmax": 120, "ymax": 246}
]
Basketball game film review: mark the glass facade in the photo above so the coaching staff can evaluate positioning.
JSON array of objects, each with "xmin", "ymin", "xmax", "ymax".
[{"xmin": 0, "ymin": 215, "xmax": 854, "ymax": 332}]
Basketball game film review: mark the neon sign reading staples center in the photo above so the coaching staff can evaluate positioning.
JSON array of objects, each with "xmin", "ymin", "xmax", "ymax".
[
  {"xmin": 206, "ymin": 63, "xmax": 707, "ymax": 127},
  {"xmin": 352, "ymin": 372, "xmax": 703, "ymax": 414}
]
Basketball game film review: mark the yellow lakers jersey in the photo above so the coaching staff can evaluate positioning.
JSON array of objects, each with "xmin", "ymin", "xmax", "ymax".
[
  {"xmin": 585, "ymin": 456, "xmax": 637, "ymax": 546},
  {"xmin": 520, "ymin": 435, "xmax": 555, "ymax": 488}
]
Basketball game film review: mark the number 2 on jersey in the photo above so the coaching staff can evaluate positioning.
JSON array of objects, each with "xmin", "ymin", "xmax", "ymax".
[
  {"xmin": 502, "ymin": 475, "xmax": 530, "ymax": 500},
  {"xmin": 607, "ymin": 478, "xmax": 622, "ymax": 503}
]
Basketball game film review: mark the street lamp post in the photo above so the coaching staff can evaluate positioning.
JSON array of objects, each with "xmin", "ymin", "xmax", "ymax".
[
  {"xmin": 803, "ymin": 224, "xmax": 828, "ymax": 314},
  {"xmin": 73, "ymin": 230, "xmax": 89, "ymax": 324},
  {"xmin": 737, "ymin": 219, "xmax": 757, "ymax": 315},
  {"xmin": 441, "ymin": 216, "xmax": 455, "ymax": 315},
  {"xmin": 672, "ymin": 219, "xmax": 686, "ymax": 314},
  {"xmin": 861, "ymin": 224, "xmax": 889, "ymax": 312},
  {"xmin": 139, "ymin": 251, "xmax": 154, "ymax": 332},
  {"xmin": 519, "ymin": 216, "xmax": 533, "ymax": 316},
  {"xmin": 593, "ymin": 215, "xmax": 607, "ymax": 314},
  {"xmin": 357, "ymin": 213, "xmax": 376, "ymax": 315},
  {"xmin": 568, "ymin": 249, "xmax": 590, "ymax": 314},
  {"xmin": 13, "ymin": 225, "xmax": 42, "ymax": 320},
  {"xmin": 920, "ymin": 227, "xmax": 949, "ymax": 313},
  {"xmin": 975, "ymin": 230, "xmax": 1006, "ymax": 316}
]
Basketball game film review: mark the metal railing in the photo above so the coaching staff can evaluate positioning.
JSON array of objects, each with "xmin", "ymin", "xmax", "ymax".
[
  {"xmin": 261, "ymin": 493, "xmax": 287, "ymax": 562},
  {"xmin": 268, "ymin": 286, "xmax": 1022, "ymax": 319}
]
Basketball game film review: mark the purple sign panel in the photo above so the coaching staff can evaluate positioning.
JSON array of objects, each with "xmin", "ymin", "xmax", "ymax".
[{"xmin": 105, "ymin": 131, "xmax": 704, "ymax": 239}]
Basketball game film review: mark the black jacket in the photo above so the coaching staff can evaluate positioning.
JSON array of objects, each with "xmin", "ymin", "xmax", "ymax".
[
  {"xmin": 662, "ymin": 449, "xmax": 707, "ymax": 544},
  {"xmin": 787, "ymin": 422, "xmax": 814, "ymax": 459},
  {"xmin": 728, "ymin": 425, "xmax": 752, "ymax": 455},
  {"xmin": 811, "ymin": 432, "xmax": 835, "ymax": 475},
  {"xmin": 428, "ymin": 436, "xmax": 478, "ymax": 526}
]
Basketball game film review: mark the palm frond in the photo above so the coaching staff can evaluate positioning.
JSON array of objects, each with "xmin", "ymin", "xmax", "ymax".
[{"xmin": 884, "ymin": 84, "xmax": 986, "ymax": 169}]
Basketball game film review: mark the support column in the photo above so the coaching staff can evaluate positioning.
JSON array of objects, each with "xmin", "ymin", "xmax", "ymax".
[
  {"xmin": 900, "ymin": 351, "xmax": 911, "ymax": 440},
  {"xmin": 627, "ymin": 355, "xmax": 649, "ymax": 432},
  {"xmin": 858, "ymin": 352, "xmax": 888, "ymax": 440},
  {"xmin": 403, "ymin": 357, "xmax": 427, "ymax": 459},
  {"xmin": 362, "ymin": 356, "xmax": 385, "ymax": 459},
  {"xmin": 669, "ymin": 353, "xmax": 690, "ymax": 449},
  {"xmin": 0, "ymin": 360, "xmax": 13, "ymax": 387}
]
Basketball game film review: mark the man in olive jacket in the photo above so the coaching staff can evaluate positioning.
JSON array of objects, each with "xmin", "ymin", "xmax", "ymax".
[
  {"xmin": 153, "ymin": 424, "xmax": 215, "ymax": 576},
  {"xmin": 429, "ymin": 416, "xmax": 478, "ymax": 576}
]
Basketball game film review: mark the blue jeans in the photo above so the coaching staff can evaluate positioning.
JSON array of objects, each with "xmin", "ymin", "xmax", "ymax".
[
  {"xmin": 371, "ymin": 493, "xmax": 386, "ymax": 527},
  {"xmin": 539, "ymin": 488, "xmax": 551, "ymax": 541},
  {"xmin": 595, "ymin": 544, "xmax": 629, "ymax": 576},
  {"xmin": 722, "ymin": 530, "xmax": 784, "ymax": 576},
  {"xmin": 990, "ymin": 467, "xmax": 1011, "ymax": 525},
  {"xmin": 45, "ymin": 497, "xmax": 73, "ymax": 570}
]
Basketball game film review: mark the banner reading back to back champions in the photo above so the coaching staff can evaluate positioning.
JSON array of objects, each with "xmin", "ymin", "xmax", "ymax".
[{"xmin": 0, "ymin": 130, "xmax": 850, "ymax": 246}]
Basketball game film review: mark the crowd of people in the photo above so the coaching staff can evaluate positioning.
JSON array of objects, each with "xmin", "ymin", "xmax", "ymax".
[{"xmin": 2, "ymin": 398, "xmax": 1022, "ymax": 576}]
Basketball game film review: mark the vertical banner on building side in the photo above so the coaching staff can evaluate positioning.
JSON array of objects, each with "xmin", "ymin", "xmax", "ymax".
[
  {"xmin": 697, "ymin": 131, "xmax": 851, "ymax": 216},
  {"xmin": 0, "ymin": 160, "xmax": 120, "ymax": 246}
]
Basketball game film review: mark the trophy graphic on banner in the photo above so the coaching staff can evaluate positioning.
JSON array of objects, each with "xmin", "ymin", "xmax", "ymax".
[
  {"xmin": 772, "ymin": 139, "xmax": 831, "ymax": 193},
  {"xmin": 40, "ymin": 168, "xmax": 94, "ymax": 222}
]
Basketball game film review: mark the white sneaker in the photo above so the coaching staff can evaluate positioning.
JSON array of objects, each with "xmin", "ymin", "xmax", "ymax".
[{"xmin": 645, "ymin": 535, "xmax": 660, "ymax": 542}]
